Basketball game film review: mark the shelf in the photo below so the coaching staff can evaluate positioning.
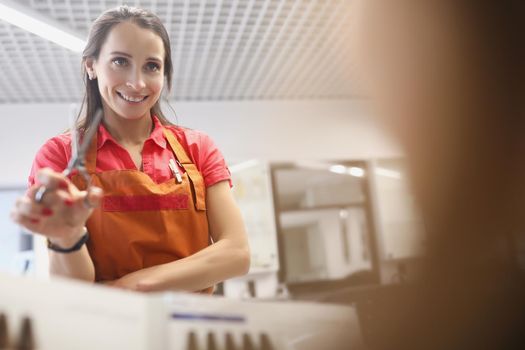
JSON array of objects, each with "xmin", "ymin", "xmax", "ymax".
[{"xmin": 279, "ymin": 202, "xmax": 366, "ymax": 213}]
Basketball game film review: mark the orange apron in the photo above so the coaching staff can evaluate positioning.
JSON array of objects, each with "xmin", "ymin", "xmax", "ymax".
[{"xmin": 71, "ymin": 126, "xmax": 211, "ymax": 291}]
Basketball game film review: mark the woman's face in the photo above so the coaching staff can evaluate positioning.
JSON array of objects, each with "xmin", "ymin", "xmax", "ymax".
[{"xmin": 87, "ymin": 21, "xmax": 165, "ymax": 121}]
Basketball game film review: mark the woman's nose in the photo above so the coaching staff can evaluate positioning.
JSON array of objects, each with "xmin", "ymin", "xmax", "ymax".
[{"xmin": 126, "ymin": 70, "xmax": 146, "ymax": 90}]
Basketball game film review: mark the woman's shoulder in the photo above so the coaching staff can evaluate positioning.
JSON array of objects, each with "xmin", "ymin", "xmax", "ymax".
[
  {"xmin": 164, "ymin": 124, "xmax": 214, "ymax": 149},
  {"xmin": 164, "ymin": 124, "xmax": 231, "ymax": 188},
  {"xmin": 49, "ymin": 132, "xmax": 73, "ymax": 146},
  {"xmin": 28, "ymin": 132, "xmax": 73, "ymax": 186},
  {"xmin": 37, "ymin": 132, "xmax": 71, "ymax": 156},
  {"xmin": 38, "ymin": 132, "xmax": 73, "ymax": 156},
  {"xmin": 165, "ymin": 124, "xmax": 209, "ymax": 138}
]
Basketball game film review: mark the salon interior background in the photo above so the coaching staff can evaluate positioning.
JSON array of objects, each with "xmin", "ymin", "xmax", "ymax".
[
  {"xmin": 0, "ymin": 0, "xmax": 402, "ymax": 187},
  {"xmin": 0, "ymin": 0, "xmax": 422, "ymax": 299}
]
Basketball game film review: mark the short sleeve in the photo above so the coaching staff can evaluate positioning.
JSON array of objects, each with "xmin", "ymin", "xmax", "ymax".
[
  {"xmin": 28, "ymin": 135, "xmax": 71, "ymax": 187},
  {"xmin": 196, "ymin": 132, "xmax": 232, "ymax": 188}
]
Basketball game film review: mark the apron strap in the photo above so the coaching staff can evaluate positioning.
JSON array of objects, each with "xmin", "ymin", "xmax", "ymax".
[{"xmin": 163, "ymin": 129, "xmax": 206, "ymax": 211}]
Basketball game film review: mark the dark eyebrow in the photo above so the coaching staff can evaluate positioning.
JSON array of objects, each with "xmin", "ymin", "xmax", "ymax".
[
  {"xmin": 110, "ymin": 51, "xmax": 132, "ymax": 57},
  {"xmin": 110, "ymin": 51, "xmax": 162, "ymax": 63}
]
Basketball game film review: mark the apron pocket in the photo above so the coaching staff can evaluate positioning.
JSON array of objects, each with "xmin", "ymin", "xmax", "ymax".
[{"xmin": 102, "ymin": 194, "xmax": 189, "ymax": 212}]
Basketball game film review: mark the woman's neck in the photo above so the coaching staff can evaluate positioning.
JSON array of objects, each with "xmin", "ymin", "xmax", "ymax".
[{"xmin": 102, "ymin": 107, "xmax": 153, "ymax": 146}]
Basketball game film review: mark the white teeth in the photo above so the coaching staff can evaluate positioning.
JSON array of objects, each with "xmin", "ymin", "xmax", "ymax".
[{"xmin": 119, "ymin": 92, "xmax": 146, "ymax": 102}]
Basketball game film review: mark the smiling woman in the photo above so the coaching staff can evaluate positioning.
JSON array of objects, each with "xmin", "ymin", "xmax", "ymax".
[
  {"xmin": 80, "ymin": 6, "xmax": 174, "ymax": 133},
  {"xmin": 86, "ymin": 22, "xmax": 164, "ymax": 121},
  {"xmin": 84, "ymin": 19, "xmax": 168, "ymax": 170},
  {"xmin": 10, "ymin": 6, "xmax": 250, "ymax": 293}
]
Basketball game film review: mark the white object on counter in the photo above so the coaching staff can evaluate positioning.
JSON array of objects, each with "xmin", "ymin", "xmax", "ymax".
[
  {"xmin": 0, "ymin": 272, "xmax": 364, "ymax": 350},
  {"xmin": 0, "ymin": 272, "xmax": 166, "ymax": 350}
]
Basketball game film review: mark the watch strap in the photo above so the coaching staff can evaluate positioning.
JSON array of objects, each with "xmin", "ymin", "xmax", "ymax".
[{"xmin": 47, "ymin": 229, "xmax": 89, "ymax": 253}]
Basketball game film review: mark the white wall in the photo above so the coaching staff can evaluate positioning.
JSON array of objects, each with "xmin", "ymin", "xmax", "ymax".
[{"xmin": 0, "ymin": 99, "xmax": 402, "ymax": 187}]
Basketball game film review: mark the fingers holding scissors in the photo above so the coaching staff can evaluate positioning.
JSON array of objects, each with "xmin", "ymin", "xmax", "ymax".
[
  {"xmin": 32, "ymin": 168, "xmax": 103, "ymax": 210},
  {"xmin": 33, "ymin": 168, "xmax": 72, "ymax": 205},
  {"xmin": 11, "ymin": 195, "xmax": 48, "ymax": 228},
  {"xmin": 82, "ymin": 186, "xmax": 104, "ymax": 209},
  {"xmin": 33, "ymin": 168, "xmax": 103, "ymax": 210},
  {"xmin": 12, "ymin": 168, "xmax": 103, "ymax": 239},
  {"xmin": 10, "ymin": 188, "xmax": 71, "ymax": 237},
  {"xmin": 12, "ymin": 109, "xmax": 104, "ymax": 239}
]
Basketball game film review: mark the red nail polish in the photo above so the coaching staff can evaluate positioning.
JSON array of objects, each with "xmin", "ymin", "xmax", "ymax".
[
  {"xmin": 58, "ymin": 182, "xmax": 69, "ymax": 190},
  {"xmin": 30, "ymin": 218, "xmax": 40, "ymax": 224},
  {"xmin": 42, "ymin": 208, "xmax": 53, "ymax": 216},
  {"xmin": 64, "ymin": 199, "xmax": 74, "ymax": 207}
]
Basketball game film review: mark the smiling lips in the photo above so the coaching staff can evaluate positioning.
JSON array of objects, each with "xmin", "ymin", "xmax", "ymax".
[{"xmin": 117, "ymin": 91, "xmax": 148, "ymax": 103}]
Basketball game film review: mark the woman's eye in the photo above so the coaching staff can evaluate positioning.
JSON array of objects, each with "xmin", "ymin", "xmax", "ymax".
[
  {"xmin": 145, "ymin": 62, "xmax": 161, "ymax": 72},
  {"xmin": 112, "ymin": 57, "xmax": 128, "ymax": 66}
]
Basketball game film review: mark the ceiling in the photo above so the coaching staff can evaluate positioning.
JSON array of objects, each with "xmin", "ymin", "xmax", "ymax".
[{"xmin": 0, "ymin": 0, "xmax": 355, "ymax": 104}]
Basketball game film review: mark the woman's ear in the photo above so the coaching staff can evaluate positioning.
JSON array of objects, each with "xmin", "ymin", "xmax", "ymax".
[{"xmin": 84, "ymin": 58, "xmax": 97, "ymax": 80}]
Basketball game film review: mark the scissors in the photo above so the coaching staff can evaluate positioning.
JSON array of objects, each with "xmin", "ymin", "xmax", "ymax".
[{"xmin": 34, "ymin": 108, "xmax": 103, "ymax": 206}]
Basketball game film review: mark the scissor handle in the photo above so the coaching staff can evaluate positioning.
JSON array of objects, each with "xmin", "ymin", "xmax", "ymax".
[
  {"xmin": 34, "ymin": 109, "xmax": 102, "ymax": 205},
  {"xmin": 34, "ymin": 165, "xmax": 92, "ymax": 205}
]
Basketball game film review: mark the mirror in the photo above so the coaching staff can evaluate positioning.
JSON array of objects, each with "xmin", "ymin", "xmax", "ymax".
[{"xmin": 270, "ymin": 161, "xmax": 379, "ymax": 297}]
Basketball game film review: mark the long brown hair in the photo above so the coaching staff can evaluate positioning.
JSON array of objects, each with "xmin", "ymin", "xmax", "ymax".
[{"xmin": 79, "ymin": 6, "xmax": 174, "ymax": 130}]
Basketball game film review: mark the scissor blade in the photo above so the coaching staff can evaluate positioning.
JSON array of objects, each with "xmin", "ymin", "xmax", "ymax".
[
  {"xmin": 77, "ymin": 109, "xmax": 103, "ymax": 158},
  {"xmin": 69, "ymin": 104, "xmax": 79, "ymax": 159}
]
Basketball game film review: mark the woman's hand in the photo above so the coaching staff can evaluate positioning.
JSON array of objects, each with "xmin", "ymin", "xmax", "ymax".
[
  {"xmin": 100, "ymin": 267, "xmax": 162, "ymax": 293},
  {"xmin": 11, "ymin": 167, "xmax": 103, "ymax": 246}
]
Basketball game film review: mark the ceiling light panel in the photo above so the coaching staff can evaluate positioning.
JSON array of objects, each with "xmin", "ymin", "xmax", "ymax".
[{"xmin": 0, "ymin": 0, "xmax": 355, "ymax": 103}]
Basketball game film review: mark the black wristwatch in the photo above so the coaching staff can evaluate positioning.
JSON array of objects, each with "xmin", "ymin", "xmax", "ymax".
[{"xmin": 47, "ymin": 229, "xmax": 90, "ymax": 253}]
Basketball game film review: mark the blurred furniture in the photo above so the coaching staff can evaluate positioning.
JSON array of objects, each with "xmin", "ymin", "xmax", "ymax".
[
  {"xmin": 0, "ymin": 271, "xmax": 365, "ymax": 350},
  {"xmin": 270, "ymin": 161, "xmax": 381, "ymax": 298}
]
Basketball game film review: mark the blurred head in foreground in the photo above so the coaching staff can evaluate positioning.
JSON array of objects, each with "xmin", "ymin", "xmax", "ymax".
[{"xmin": 353, "ymin": 0, "xmax": 525, "ymax": 348}]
